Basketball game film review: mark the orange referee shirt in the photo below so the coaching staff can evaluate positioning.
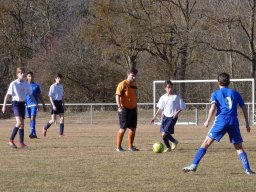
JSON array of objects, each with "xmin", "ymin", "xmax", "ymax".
[{"xmin": 116, "ymin": 80, "xmax": 137, "ymax": 109}]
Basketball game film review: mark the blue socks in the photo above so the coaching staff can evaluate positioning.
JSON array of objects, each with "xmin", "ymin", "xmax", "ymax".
[
  {"xmin": 239, "ymin": 151, "xmax": 251, "ymax": 171},
  {"xmin": 30, "ymin": 120, "xmax": 36, "ymax": 136},
  {"xmin": 192, "ymin": 147, "xmax": 207, "ymax": 165}
]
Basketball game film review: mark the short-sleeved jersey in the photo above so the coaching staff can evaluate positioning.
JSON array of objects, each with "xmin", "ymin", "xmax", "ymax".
[
  {"xmin": 210, "ymin": 87, "xmax": 244, "ymax": 117},
  {"xmin": 48, "ymin": 83, "xmax": 64, "ymax": 101},
  {"xmin": 157, "ymin": 94, "xmax": 186, "ymax": 117},
  {"xmin": 116, "ymin": 80, "xmax": 137, "ymax": 109},
  {"xmin": 26, "ymin": 82, "xmax": 41, "ymax": 107},
  {"xmin": 7, "ymin": 80, "xmax": 32, "ymax": 102}
]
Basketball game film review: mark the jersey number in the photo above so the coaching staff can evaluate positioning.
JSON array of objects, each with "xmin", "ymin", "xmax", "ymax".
[{"xmin": 225, "ymin": 97, "xmax": 232, "ymax": 109}]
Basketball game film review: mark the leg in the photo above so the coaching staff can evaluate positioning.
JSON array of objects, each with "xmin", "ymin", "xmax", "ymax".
[
  {"xmin": 18, "ymin": 118, "xmax": 26, "ymax": 147},
  {"xmin": 234, "ymin": 143, "xmax": 254, "ymax": 174},
  {"xmin": 59, "ymin": 114, "xmax": 64, "ymax": 136},
  {"xmin": 183, "ymin": 136, "xmax": 214, "ymax": 172},
  {"xmin": 9, "ymin": 116, "xmax": 23, "ymax": 148},
  {"xmin": 42, "ymin": 114, "xmax": 56, "ymax": 136},
  {"xmin": 128, "ymin": 128, "xmax": 137, "ymax": 150},
  {"xmin": 162, "ymin": 132, "xmax": 171, "ymax": 148},
  {"xmin": 30, "ymin": 115, "xmax": 37, "ymax": 138},
  {"xmin": 116, "ymin": 128, "xmax": 126, "ymax": 151}
]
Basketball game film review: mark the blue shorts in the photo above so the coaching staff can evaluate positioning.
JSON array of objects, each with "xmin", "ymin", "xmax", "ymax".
[
  {"xmin": 26, "ymin": 106, "xmax": 38, "ymax": 118},
  {"xmin": 160, "ymin": 116, "xmax": 178, "ymax": 134},
  {"xmin": 12, "ymin": 101, "xmax": 26, "ymax": 119},
  {"xmin": 208, "ymin": 115, "xmax": 243, "ymax": 144}
]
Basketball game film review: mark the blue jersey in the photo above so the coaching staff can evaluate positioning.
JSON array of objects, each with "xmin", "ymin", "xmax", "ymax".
[
  {"xmin": 210, "ymin": 87, "xmax": 244, "ymax": 117},
  {"xmin": 26, "ymin": 82, "xmax": 41, "ymax": 107}
]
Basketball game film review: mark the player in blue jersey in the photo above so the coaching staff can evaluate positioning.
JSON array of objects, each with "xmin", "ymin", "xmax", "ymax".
[
  {"xmin": 26, "ymin": 71, "xmax": 46, "ymax": 139},
  {"xmin": 182, "ymin": 73, "xmax": 254, "ymax": 175}
]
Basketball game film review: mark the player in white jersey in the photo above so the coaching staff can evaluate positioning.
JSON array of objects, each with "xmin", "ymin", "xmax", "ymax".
[
  {"xmin": 2, "ymin": 67, "xmax": 36, "ymax": 148},
  {"xmin": 151, "ymin": 80, "xmax": 186, "ymax": 152},
  {"xmin": 42, "ymin": 73, "xmax": 65, "ymax": 137}
]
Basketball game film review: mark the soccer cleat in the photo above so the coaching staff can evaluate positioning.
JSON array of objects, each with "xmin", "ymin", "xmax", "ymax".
[
  {"xmin": 29, "ymin": 134, "xmax": 38, "ymax": 139},
  {"xmin": 128, "ymin": 146, "xmax": 139, "ymax": 152},
  {"xmin": 182, "ymin": 164, "xmax": 197, "ymax": 172},
  {"xmin": 163, "ymin": 148, "xmax": 171, "ymax": 153},
  {"xmin": 171, "ymin": 140, "xmax": 179, "ymax": 151},
  {"xmin": 59, "ymin": 134, "xmax": 64, "ymax": 138},
  {"xmin": 42, "ymin": 128, "xmax": 47, "ymax": 137},
  {"xmin": 116, "ymin": 147, "xmax": 125, "ymax": 152},
  {"xmin": 19, "ymin": 143, "xmax": 27, "ymax": 148},
  {"xmin": 8, "ymin": 141, "xmax": 17, "ymax": 149},
  {"xmin": 245, "ymin": 169, "xmax": 255, "ymax": 175}
]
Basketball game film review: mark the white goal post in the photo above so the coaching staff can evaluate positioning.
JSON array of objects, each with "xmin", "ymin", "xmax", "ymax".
[{"xmin": 153, "ymin": 79, "xmax": 255, "ymax": 125}]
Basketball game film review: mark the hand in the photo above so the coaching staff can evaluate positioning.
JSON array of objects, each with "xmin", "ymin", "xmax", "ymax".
[
  {"xmin": 53, "ymin": 105, "xmax": 57, "ymax": 111},
  {"xmin": 246, "ymin": 124, "xmax": 251, "ymax": 133},
  {"xmin": 204, "ymin": 121, "xmax": 209, "ymax": 127},
  {"xmin": 151, "ymin": 117, "xmax": 156, "ymax": 124},
  {"xmin": 118, "ymin": 107, "xmax": 122, "ymax": 112},
  {"xmin": 2, "ymin": 106, "xmax": 5, "ymax": 114}
]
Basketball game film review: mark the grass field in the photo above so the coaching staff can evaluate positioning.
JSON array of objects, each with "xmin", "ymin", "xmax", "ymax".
[{"xmin": 0, "ymin": 112, "xmax": 256, "ymax": 192}]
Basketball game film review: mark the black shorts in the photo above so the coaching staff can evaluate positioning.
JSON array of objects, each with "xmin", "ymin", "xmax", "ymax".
[
  {"xmin": 118, "ymin": 108, "xmax": 137, "ymax": 129},
  {"xmin": 51, "ymin": 100, "xmax": 64, "ymax": 115},
  {"xmin": 12, "ymin": 101, "xmax": 26, "ymax": 119}
]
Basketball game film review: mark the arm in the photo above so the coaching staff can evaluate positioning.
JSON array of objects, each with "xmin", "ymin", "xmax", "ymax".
[
  {"xmin": 241, "ymin": 105, "xmax": 250, "ymax": 133},
  {"xmin": 116, "ymin": 95, "xmax": 122, "ymax": 112},
  {"xmin": 49, "ymin": 96, "xmax": 56, "ymax": 111},
  {"xmin": 38, "ymin": 93, "xmax": 46, "ymax": 112},
  {"xmin": 2, "ymin": 94, "xmax": 10, "ymax": 114},
  {"xmin": 173, "ymin": 110, "xmax": 182, "ymax": 119},
  {"xmin": 151, "ymin": 108, "xmax": 162, "ymax": 123},
  {"xmin": 204, "ymin": 104, "xmax": 216, "ymax": 127}
]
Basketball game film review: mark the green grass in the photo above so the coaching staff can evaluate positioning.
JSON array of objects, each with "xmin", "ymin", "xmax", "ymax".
[{"xmin": 0, "ymin": 114, "xmax": 255, "ymax": 192}]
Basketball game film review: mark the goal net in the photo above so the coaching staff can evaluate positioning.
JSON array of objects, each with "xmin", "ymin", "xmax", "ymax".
[{"xmin": 153, "ymin": 79, "xmax": 255, "ymax": 126}]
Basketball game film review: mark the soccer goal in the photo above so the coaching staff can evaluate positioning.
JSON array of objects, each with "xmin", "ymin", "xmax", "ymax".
[{"xmin": 153, "ymin": 79, "xmax": 255, "ymax": 126}]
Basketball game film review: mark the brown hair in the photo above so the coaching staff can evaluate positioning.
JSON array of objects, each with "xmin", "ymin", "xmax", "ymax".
[
  {"xmin": 127, "ymin": 68, "xmax": 138, "ymax": 75},
  {"xmin": 16, "ymin": 67, "xmax": 25, "ymax": 74},
  {"xmin": 217, "ymin": 72, "xmax": 230, "ymax": 86}
]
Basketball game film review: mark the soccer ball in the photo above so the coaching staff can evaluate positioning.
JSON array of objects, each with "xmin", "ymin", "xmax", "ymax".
[{"xmin": 152, "ymin": 142, "xmax": 164, "ymax": 153}]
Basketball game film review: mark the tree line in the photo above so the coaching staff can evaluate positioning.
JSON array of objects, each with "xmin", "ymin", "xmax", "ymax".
[{"xmin": 0, "ymin": 0, "xmax": 255, "ymax": 105}]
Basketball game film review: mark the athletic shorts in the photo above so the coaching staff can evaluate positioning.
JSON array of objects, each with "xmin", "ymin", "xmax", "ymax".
[
  {"xmin": 118, "ymin": 108, "xmax": 137, "ymax": 129},
  {"xmin": 26, "ymin": 106, "xmax": 38, "ymax": 118},
  {"xmin": 12, "ymin": 101, "xmax": 26, "ymax": 119},
  {"xmin": 160, "ymin": 116, "xmax": 178, "ymax": 134},
  {"xmin": 208, "ymin": 115, "xmax": 243, "ymax": 144},
  {"xmin": 51, "ymin": 100, "xmax": 64, "ymax": 115}
]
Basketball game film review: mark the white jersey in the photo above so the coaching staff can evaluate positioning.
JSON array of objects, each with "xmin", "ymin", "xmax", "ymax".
[
  {"xmin": 7, "ymin": 79, "xmax": 32, "ymax": 102},
  {"xmin": 157, "ymin": 93, "xmax": 186, "ymax": 117},
  {"xmin": 48, "ymin": 83, "xmax": 64, "ymax": 101}
]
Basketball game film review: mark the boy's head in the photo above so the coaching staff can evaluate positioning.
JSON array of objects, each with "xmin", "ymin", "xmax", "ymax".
[
  {"xmin": 55, "ymin": 73, "xmax": 62, "ymax": 83},
  {"xmin": 27, "ymin": 71, "xmax": 34, "ymax": 82},
  {"xmin": 127, "ymin": 68, "xmax": 138, "ymax": 82},
  {"xmin": 16, "ymin": 67, "xmax": 25, "ymax": 80},
  {"xmin": 164, "ymin": 80, "xmax": 173, "ymax": 94},
  {"xmin": 217, "ymin": 73, "xmax": 230, "ymax": 86}
]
